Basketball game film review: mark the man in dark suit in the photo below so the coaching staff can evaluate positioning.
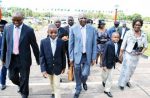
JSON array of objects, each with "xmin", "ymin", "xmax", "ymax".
[
  {"xmin": 0, "ymin": 19, "xmax": 8, "ymax": 90},
  {"xmin": 118, "ymin": 22, "xmax": 130, "ymax": 46},
  {"xmin": 108, "ymin": 21, "xmax": 120, "ymax": 38},
  {"xmin": 102, "ymin": 32, "xmax": 120, "ymax": 97},
  {"xmin": 54, "ymin": 19, "xmax": 67, "ymax": 39},
  {"xmin": 55, "ymin": 19, "xmax": 68, "ymax": 82},
  {"xmin": 1, "ymin": 12, "xmax": 39, "ymax": 98},
  {"xmin": 40, "ymin": 24, "xmax": 66, "ymax": 98},
  {"xmin": 63, "ymin": 16, "xmax": 74, "ymax": 68}
]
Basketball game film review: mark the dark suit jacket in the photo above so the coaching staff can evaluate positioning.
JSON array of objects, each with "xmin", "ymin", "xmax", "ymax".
[
  {"xmin": 102, "ymin": 40, "xmax": 119, "ymax": 69},
  {"xmin": 63, "ymin": 25, "xmax": 69, "ymax": 35},
  {"xmin": 40, "ymin": 38, "xmax": 66, "ymax": 75},
  {"xmin": 58, "ymin": 27, "xmax": 67, "ymax": 38},
  {"xmin": 0, "ymin": 33, "xmax": 3, "ymax": 56},
  {"xmin": 1, "ymin": 24, "xmax": 39, "ymax": 68},
  {"xmin": 118, "ymin": 27, "xmax": 130, "ymax": 39}
]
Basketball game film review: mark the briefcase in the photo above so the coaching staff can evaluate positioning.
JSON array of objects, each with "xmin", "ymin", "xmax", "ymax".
[{"xmin": 68, "ymin": 65, "xmax": 74, "ymax": 81}]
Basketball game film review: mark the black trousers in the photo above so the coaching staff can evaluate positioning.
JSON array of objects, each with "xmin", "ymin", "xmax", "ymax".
[
  {"xmin": 65, "ymin": 41, "xmax": 70, "ymax": 68},
  {"xmin": 9, "ymin": 54, "xmax": 30, "ymax": 96}
]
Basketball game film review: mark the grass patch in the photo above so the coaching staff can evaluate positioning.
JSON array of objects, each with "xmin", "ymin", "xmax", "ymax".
[{"xmin": 144, "ymin": 43, "xmax": 150, "ymax": 56}]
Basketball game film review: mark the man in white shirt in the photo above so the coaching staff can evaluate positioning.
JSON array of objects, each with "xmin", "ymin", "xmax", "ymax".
[{"xmin": 69, "ymin": 14, "xmax": 97, "ymax": 98}]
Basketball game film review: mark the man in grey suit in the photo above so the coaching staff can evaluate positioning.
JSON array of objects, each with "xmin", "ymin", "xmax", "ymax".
[
  {"xmin": 1, "ymin": 12, "xmax": 39, "ymax": 98},
  {"xmin": 69, "ymin": 14, "xmax": 97, "ymax": 98}
]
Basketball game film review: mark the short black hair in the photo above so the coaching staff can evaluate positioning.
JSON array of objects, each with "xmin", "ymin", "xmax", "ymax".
[
  {"xmin": 87, "ymin": 19, "xmax": 93, "ymax": 24},
  {"xmin": 132, "ymin": 18, "xmax": 143, "ymax": 28}
]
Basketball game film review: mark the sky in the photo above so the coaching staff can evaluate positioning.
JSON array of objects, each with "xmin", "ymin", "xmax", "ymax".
[{"xmin": 1, "ymin": 0, "xmax": 150, "ymax": 16}]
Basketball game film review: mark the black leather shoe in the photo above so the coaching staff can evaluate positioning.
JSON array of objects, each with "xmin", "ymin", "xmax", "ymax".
[
  {"xmin": 83, "ymin": 83, "xmax": 88, "ymax": 90},
  {"xmin": 60, "ymin": 78, "xmax": 62, "ymax": 82},
  {"xmin": 51, "ymin": 94, "xmax": 55, "ymax": 98},
  {"xmin": 21, "ymin": 94, "xmax": 28, "ymax": 98},
  {"xmin": 104, "ymin": 91, "xmax": 113, "ymax": 97},
  {"xmin": 119, "ymin": 86, "xmax": 124, "ymax": 90},
  {"xmin": 126, "ymin": 82, "xmax": 131, "ymax": 88},
  {"xmin": 1, "ymin": 85, "xmax": 6, "ymax": 90},
  {"xmin": 102, "ymin": 82, "xmax": 105, "ymax": 87},
  {"xmin": 74, "ymin": 93, "xmax": 79, "ymax": 98}
]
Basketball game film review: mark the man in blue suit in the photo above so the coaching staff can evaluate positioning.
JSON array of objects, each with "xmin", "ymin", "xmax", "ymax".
[
  {"xmin": 1, "ymin": 12, "xmax": 39, "ymax": 98},
  {"xmin": 69, "ymin": 14, "xmax": 97, "ymax": 98},
  {"xmin": 108, "ymin": 21, "xmax": 120, "ymax": 38}
]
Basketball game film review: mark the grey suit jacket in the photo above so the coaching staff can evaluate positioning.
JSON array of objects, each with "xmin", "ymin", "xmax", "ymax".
[{"xmin": 69, "ymin": 24, "xmax": 97, "ymax": 65}]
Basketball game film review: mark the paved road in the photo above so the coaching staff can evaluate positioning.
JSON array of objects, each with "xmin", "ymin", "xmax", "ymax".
[{"xmin": 0, "ymin": 26, "xmax": 150, "ymax": 98}]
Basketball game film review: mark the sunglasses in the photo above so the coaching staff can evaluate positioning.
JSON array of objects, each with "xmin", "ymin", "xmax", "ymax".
[{"xmin": 12, "ymin": 19, "xmax": 22, "ymax": 22}]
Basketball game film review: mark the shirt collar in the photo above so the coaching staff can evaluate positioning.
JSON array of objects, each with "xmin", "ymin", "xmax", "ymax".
[
  {"xmin": 14, "ymin": 23, "xmax": 23, "ymax": 29},
  {"xmin": 80, "ymin": 25, "xmax": 86, "ymax": 29},
  {"xmin": 50, "ymin": 37, "xmax": 58, "ymax": 42}
]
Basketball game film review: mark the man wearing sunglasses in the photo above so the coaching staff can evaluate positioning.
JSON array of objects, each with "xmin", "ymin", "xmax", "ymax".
[{"xmin": 1, "ymin": 12, "xmax": 39, "ymax": 98}]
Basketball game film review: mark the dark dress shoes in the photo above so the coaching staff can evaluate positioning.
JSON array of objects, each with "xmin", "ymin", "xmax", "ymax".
[
  {"xmin": 83, "ymin": 83, "xmax": 88, "ymax": 90},
  {"xmin": 60, "ymin": 78, "xmax": 62, "ymax": 82},
  {"xmin": 51, "ymin": 94, "xmax": 55, "ymax": 98},
  {"xmin": 126, "ymin": 82, "xmax": 131, "ymax": 88},
  {"xmin": 102, "ymin": 82, "xmax": 105, "ymax": 87},
  {"xmin": 74, "ymin": 92, "xmax": 79, "ymax": 98},
  {"xmin": 119, "ymin": 86, "xmax": 124, "ymax": 90},
  {"xmin": 1, "ymin": 85, "xmax": 6, "ymax": 90},
  {"xmin": 21, "ymin": 94, "xmax": 28, "ymax": 98},
  {"xmin": 104, "ymin": 91, "xmax": 113, "ymax": 97}
]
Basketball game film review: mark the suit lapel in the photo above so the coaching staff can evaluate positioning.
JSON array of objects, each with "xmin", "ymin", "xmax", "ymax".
[
  {"xmin": 19, "ymin": 24, "xmax": 26, "ymax": 45},
  {"xmin": 54, "ymin": 39, "xmax": 60, "ymax": 57},
  {"xmin": 77, "ymin": 25, "xmax": 83, "ymax": 44},
  {"xmin": 45, "ymin": 38, "xmax": 53, "ymax": 57},
  {"xmin": 86, "ymin": 25, "xmax": 89, "ymax": 46},
  {"xmin": 9, "ymin": 25, "xmax": 14, "ymax": 49}
]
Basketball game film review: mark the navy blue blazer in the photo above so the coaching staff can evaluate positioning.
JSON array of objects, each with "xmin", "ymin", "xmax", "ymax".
[
  {"xmin": 40, "ymin": 38, "xmax": 66, "ymax": 75},
  {"xmin": 0, "ymin": 33, "xmax": 3, "ymax": 57},
  {"xmin": 58, "ymin": 27, "xmax": 67, "ymax": 38},
  {"xmin": 102, "ymin": 40, "xmax": 119, "ymax": 69}
]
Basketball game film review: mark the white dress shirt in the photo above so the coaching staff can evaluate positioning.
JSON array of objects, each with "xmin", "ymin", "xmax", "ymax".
[
  {"xmin": 80, "ymin": 25, "xmax": 86, "ymax": 53},
  {"xmin": 50, "ymin": 37, "xmax": 57, "ymax": 56},
  {"xmin": 121, "ymin": 27, "xmax": 126, "ymax": 39},
  {"xmin": 114, "ymin": 43, "xmax": 118, "ymax": 56}
]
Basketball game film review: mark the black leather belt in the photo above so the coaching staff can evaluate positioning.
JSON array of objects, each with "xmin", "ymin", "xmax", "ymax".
[
  {"xmin": 82, "ymin": 53, "xmax": 86, "ymax": 55},
  {"xmin": 12, "ymin": 54, "xmax": 19, "ymax": 57}
]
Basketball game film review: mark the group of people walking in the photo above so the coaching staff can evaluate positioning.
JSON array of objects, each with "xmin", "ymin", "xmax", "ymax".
[{"xmin": 0, "ymin": 11, "xmax": 148, "ymax": 98}]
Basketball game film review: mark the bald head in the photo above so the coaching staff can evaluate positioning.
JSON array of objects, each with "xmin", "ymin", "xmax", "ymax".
[
  {"xmin": 12, "ymin": 12, "xmax": 24, "ymax": 19},
  {"xmin": 68, "ymin": 16, "xmax": 74, "ymax": 26},
  {"xmin": 54, "ymin": 19, "xmax": 61, "ymax": 28},
  {"xmin": 12, "ymin": 12, "xmax": 24, "ymax": 27},
  {"xmin": 78, "ymin": 13, "xmax": 87, "ymax": 27}
]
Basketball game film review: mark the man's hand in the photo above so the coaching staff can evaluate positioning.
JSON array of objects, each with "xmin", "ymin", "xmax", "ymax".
[
  {"xmin": 103, "ymin": 67, "xmax": 107, "ymax": 72},
  {"xmin": 70, "ymin": 61, "xmax": 74, "ymax": 66},
  {"xmin": 61, "ymin": 69, "xmax": 65, "ymax": 74},
  {"xmin": 62, "ymin": 36, "xmax": 68, "ymax": 41},
  {"xmin": 42, "ymin": 71, "xmax": 48, "ymax": 78},
  {"xmin": 119, "ymin": 53, "xmax": 123, "ymax": 64},
  {"xmin": 91, "ymin": 60, "xmax": 96, "ymax": 66}
]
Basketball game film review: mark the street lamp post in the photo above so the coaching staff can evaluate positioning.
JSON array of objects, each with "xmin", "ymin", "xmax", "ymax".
[
  {"xmin": 0, "ymin": 0, "xmax": 2, "ymax": 20},
  {"xmin": 114, "ymin": 4, "xmax": 119, "ymax": 22}
]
